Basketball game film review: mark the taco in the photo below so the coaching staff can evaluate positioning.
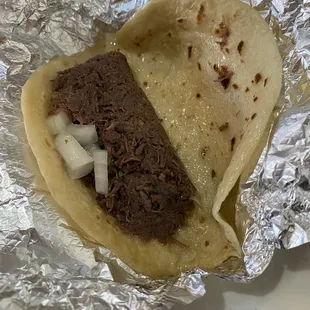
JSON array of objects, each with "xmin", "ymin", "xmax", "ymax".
[{"xmin": 21, "ymin": 0, "xmax": 282, "ymax": 278}]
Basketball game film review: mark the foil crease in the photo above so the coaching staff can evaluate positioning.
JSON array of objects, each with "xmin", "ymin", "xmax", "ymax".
[
  {"xmin": 0, "ymin": 0, "xmax": 309, "ymax": 309},
  {"xmin": 239, "ymin": 0, "xmax": 310, "ymax": 279}
]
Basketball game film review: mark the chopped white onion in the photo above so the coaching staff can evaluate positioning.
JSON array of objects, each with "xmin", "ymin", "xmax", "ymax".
[
  {"xmin": 84, "ymin": 143, "xmax": 101, "ymax": 156},
  {"xmin": 66, "ymin": 124, "xmax": 98, "ymax": 146},
  {"xmin": 93, "ymin": 150, "xmax": 108, "ymax": 195},
  {"xmin": 47, "ymin": 111, "xmax": 71, "ymax": 135},
  {"xmin": 54, "ymin": 132, "xmax": 94, "ymax": 180}
]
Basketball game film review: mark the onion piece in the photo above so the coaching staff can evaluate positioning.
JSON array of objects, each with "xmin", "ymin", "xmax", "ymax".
[
  {"xmin": 66, "ymin": 124, "xmax": 98, "ymax": 146},
  {"xmin": 54, "ymin": 132, "xmax": 94, "ymax": 180},
  {"xmin": 47, "ymin": 111, "xmax": 71, "ymax": 135},
  {"xmin": 84, "ymin": 143, "xmax": 101, "ymax": 156},
  {"xmin": 93, "ymin": 150, "xmax": 108, "ymax": 195},
  {"xmin": 66, "ymin": 165, "xmax": 92, "ymax": 180}
]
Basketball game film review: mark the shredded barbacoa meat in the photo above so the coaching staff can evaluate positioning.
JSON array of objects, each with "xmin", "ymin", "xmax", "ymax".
[{"xmin": 50, "ymin": 51, "xmax": 196, "ymax": 242}]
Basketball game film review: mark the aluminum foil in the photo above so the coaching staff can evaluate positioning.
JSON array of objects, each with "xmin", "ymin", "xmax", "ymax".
[
  {"xmin": 238, "ymin": 0, "xmax": 310, "ymax": 279},
  {"xmin": 0, "ymin": 0, "xmax": 309, "ymax": 309}
]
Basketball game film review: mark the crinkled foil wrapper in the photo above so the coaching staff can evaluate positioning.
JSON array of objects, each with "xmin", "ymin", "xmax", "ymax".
[{"xmin": 0, "ymin": 0, "xmax": 309, "ymax": 308}]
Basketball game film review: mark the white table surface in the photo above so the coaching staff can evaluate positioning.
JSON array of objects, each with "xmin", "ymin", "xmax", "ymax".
[{"xmin": 177, "ymin": 243, "xmax": 310, "ymax": 310}]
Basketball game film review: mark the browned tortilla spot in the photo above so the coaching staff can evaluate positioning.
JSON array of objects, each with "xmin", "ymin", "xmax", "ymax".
[
  {"xmin": 221, "ymin": 78, "xmax": 231, "ymax": 89},
  {"xmin": 199, "ymin": 216, "xmax": 206, "ymax": 223},
  {"xmin": 253, "ymin": 96, "xmax": 258, "ymax": 102},
  {"xmin": 218, "ymin": 122, "xmax": 229, "ymax": 131},
  {"xmin": 264, "ymin": 78, "xmax": 268, "ymax": 86},
  {"xmin": 205, "ymin": 240, "xmax": 209, "ymax": 247},
  {"xmin": 215, "ymin": 22, "xmax": 230, "ymax": 50},
  {"xmin": 211, "ymin": 169, "xmax": 216, "ymax": 178},
  {"xmin": 232, "ymin": 83, "xmax": 238, "ymax": 89},
  {"xmin": 197, "ymin": 62, "xmax": 202, "ymax": 70},
  {"xmin": 231, "ymin": 137, "xmax": 236, "ymax": 151},
  {"xmin": 237, "ymin": 41, "xmax": 244, "ymax": 55},
  {"xmin": 197, "ymin": 4, "xmax": 206, "ymax": 24},
  {"xmin": 143, "ymin": 81, "xmax": 148, "ymax": 86},
  {"xmin": 213, "ymin": 64, "xmax": 234, "ymax": 89},
  {"xmin": 245, "ymin": 87, "xmax": 249, "ymax": 92},
  {"xmin": 251, "ymin": 113, "xmax": 257, "ymax": 120},
  {"xmin": 201, "ymin": 146, "xmax": 208, "ymax": 158},
  {"xmin": 188, "ymin": 46, "xmax": 193, "ymax": 59},
  {"xmin": 254, "ymin": 73, "xmax": 262, "ymax": 84},
  {"xmin": 196, "ymin": 93, "xmax": 201, "ymax": 98},
  {"xmin": 177, "ymin": 18, "xmax": 184, "ymax": 23}
]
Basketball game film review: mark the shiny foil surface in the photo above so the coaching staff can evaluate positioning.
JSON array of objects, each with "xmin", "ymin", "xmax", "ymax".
[{"xmin": 0, "ymin": 0, "xmax": 309, "ymax": 309}]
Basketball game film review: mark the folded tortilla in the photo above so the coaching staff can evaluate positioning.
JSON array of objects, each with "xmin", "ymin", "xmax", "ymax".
[{"xmin": 21, "ymin": 0, "xmax": 282, "ymax": 277}]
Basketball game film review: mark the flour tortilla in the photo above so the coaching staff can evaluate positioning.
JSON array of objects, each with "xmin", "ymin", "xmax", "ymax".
[{"xmin": 21, "ymin": 0, "xmax": 282, "ymax": 277}]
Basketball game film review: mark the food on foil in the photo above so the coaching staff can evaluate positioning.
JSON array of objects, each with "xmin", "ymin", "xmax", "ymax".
[{"xmin": 21, "ymin": 0, "xmax": 282, "ymax": 277}]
